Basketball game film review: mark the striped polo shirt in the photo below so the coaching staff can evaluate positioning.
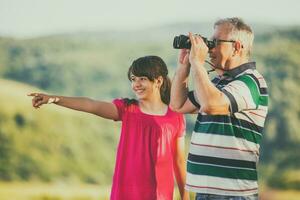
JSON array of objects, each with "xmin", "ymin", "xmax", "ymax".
[{"xmin": 186, "ymin": 62, "xmax": 268, "ymax": 196}]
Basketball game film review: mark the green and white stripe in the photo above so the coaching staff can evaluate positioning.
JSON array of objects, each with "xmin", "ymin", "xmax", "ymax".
[
  {"xmin": 186, "ymin": 173, "xmax": 258, "ymax": 196},
  {"xmin": 186, "ymin": 65, "xmax": 268, "ymax": 196}
]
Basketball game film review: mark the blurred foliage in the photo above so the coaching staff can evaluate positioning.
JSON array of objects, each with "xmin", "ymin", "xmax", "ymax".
[
  {"xmin": 254, "ymin": 27, "xmax": 300, "ymax": 190},
  {"xmin": 0, "ymin": 80, "xmax": 119, "ymax": 184},
  {"xmin": 0, "ymin": 25, "xmax": 300, "ymax": 190}
]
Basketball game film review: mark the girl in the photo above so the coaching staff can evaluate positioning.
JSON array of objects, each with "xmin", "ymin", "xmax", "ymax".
[{"xmin": 29, "ymin": 55, "xmax": 189, "ymax": 200}]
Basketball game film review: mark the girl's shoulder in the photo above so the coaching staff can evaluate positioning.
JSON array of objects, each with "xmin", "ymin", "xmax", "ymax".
[
  {"xmin": 164, "ymin": 108, "xmax": 185, "ymax": 136},
  {"xmin": 113, "ymin": 98, "xmax": 139, "ymax": 113},
  {"xmin": 122, "ymin": 98, "xmax": 138, "ymax": 106},
  {"xmin": 165, "ymin": 107, "xmax": 185, "ymax": 123},
  {"xmin": 168, "ymin": 107, "xmax": 184, "ymax": 117}
]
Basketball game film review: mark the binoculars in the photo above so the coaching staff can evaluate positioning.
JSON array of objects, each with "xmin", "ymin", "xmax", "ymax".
[{"xmin": 173, "ymin": 34, "xmax": 216, "ymax": 50}]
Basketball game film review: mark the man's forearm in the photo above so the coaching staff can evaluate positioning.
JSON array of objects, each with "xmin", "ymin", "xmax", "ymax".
[
  {"xmin": 191, "ymin": 64, "xmax": 211, "ymax": 104},
  {"xmin": 170, "ymin": 65, "xmax": 190, "ymax": 110},
  {"xmin": 191, "ymin": 64, "xmax": 229, "ymax": 114}
]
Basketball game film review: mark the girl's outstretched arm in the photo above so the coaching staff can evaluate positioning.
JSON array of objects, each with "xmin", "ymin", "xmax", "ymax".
[
  {"xmin": 28, "ymin": 93, "xmax": 119, "ymax": 120},
  {"xmin": 173, "ymin": 136, "xmax": 190, "ymax": 200}
]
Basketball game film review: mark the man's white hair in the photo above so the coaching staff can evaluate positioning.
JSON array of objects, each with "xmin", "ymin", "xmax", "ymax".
[{"xmin": 214, "ymin": 17, "xmax": 254, "ymax": 58}]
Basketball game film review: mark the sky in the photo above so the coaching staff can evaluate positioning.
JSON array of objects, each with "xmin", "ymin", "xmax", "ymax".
[{"xmin": 0, "ymin": 0, "xmax": 299, "ymax": 38}]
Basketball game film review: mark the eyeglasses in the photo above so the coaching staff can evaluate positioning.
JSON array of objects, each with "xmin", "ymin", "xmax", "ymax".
[
  {"xmin": 211, "ymin": 39, "xmax": 245, "ymax": 49},
  {"xmin": 213, "ymin": 39, "xmax": 236, "ymax": 46},
  {"xmin": 204, "ymin": 38, "xmax": 236, "ymax": 50}
]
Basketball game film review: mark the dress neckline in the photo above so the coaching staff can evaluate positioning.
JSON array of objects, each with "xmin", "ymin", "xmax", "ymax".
[{"xmin": 137, "ymin": 105, "xmax": 170, "ymax": 117}]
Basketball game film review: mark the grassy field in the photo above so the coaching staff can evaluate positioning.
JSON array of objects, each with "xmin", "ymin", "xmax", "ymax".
[
  {"xmin": 0, "ymin": 182, "xmax": 300, "ymax": 200},
  {"xmin": 259, "ymin": 189, "xmax": 300, "ymax": 200},
  {"xmin": 0, "ymin": 182, "xmax": 111, "ymax": 200}
]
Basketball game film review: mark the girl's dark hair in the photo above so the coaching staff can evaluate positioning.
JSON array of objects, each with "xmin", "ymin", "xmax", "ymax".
[{"xmin": 127, "ymin": 55, "xmax": 171, "ymax": 105}]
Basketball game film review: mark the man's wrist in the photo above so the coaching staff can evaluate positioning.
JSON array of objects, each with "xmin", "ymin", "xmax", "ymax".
[
  {"xmin": 190, "ymin": 59, "xmax": 205, "ymax": 68},
  {"xmin": 178, "ymin": 63, "xmax": 191, "ymax": 74}
]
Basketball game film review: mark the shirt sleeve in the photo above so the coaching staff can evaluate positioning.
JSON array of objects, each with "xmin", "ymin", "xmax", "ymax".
[
  {"xmin": 176, "ymin": 114, "xmax": 186, "ymax": 138},
  {"xmin": 188, "ymin": 90, "xmax": 200, "ymax": 109},
  {"xmin": 112, "ymin": 98, "xmax": 126, "ymax": 121},
  {"xmin": 222, "ymin": 74, "xmax": 261, "ymax": 114}
]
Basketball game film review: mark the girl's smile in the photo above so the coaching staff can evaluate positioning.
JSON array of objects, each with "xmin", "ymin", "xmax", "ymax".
[{"xmin": 130, "ymin": 75, "xmax": 159, "ymax": 101}]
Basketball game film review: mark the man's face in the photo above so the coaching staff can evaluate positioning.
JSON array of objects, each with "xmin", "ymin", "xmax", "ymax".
[{"xmin": 209, "ymin": 24, "xmax": 235, "ymax": 70}]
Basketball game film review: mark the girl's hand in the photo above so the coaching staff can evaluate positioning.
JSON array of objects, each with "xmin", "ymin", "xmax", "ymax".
[
  {"xmin": 188, "ymin": 32, "xmax": 208, "ymax": 67},
  {"xmin": 27, "ymin": 93, "xmax": 59, "ymax": 109}
]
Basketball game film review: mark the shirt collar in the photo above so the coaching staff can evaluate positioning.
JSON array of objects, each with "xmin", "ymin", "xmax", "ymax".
[{"xmin": 223, "ymin": 62, "xmax": 256, "ymax": 78}]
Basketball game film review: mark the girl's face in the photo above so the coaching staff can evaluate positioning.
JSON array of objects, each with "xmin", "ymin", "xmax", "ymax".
[{"xmin": 130, "ymin": 74, "xmax": 161, "ymax": 101}]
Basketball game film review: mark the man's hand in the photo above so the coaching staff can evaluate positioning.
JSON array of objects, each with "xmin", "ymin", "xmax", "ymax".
[
  {"xmin": 178, "ymin": 48, "xmax": 190, "ymax": 67},
  {"xmin": 188, "ymin": 32, "xmax": 208, "ymax": 67}
]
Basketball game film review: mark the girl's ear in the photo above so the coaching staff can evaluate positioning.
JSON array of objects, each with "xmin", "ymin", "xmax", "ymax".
[{"xmin": 155, "ymin": 76, "xmax": 164, "ymax": 88}]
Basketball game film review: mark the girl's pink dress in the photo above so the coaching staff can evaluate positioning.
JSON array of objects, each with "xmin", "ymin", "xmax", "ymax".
[{"xmin": 110, "ymin": 99, "xmax": 185, "ymax": 200}]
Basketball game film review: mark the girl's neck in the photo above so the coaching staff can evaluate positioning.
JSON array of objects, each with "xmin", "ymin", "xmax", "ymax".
[{"xmin": 138, "ymin": 98, "xmax": 168, "ymax": 116}]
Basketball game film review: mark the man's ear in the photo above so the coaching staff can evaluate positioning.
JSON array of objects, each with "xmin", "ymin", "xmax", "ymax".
[{"xmin": 233, "ymin": 41, "xmax": 243, "ymax": 55}]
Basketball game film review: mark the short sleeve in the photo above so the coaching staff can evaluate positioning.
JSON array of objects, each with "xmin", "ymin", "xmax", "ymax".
[
  {"xmin": 176, "ymin": 114, "xmax": 186, "ymax": 138},
  {"xmin": 188, "ymin": 90, "xmax": 200, "ymax": 108},
  {"xmin": 112, "ymin": 98, "xmax": 126, "ymax": 121},
  {"xmin": 222, "ymin": 74, "xmax": 263, "ymax": 114}
]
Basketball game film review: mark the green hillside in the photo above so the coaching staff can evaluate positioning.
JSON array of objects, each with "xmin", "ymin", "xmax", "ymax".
[{"xmin": 0, "ymin": 79, "xmax": 120, "ymax": 184}]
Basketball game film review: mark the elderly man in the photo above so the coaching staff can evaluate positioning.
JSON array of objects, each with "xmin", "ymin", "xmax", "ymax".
[{"xmin": 171, "ymin": 17, "xmax": 268, "ymax": 200}]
